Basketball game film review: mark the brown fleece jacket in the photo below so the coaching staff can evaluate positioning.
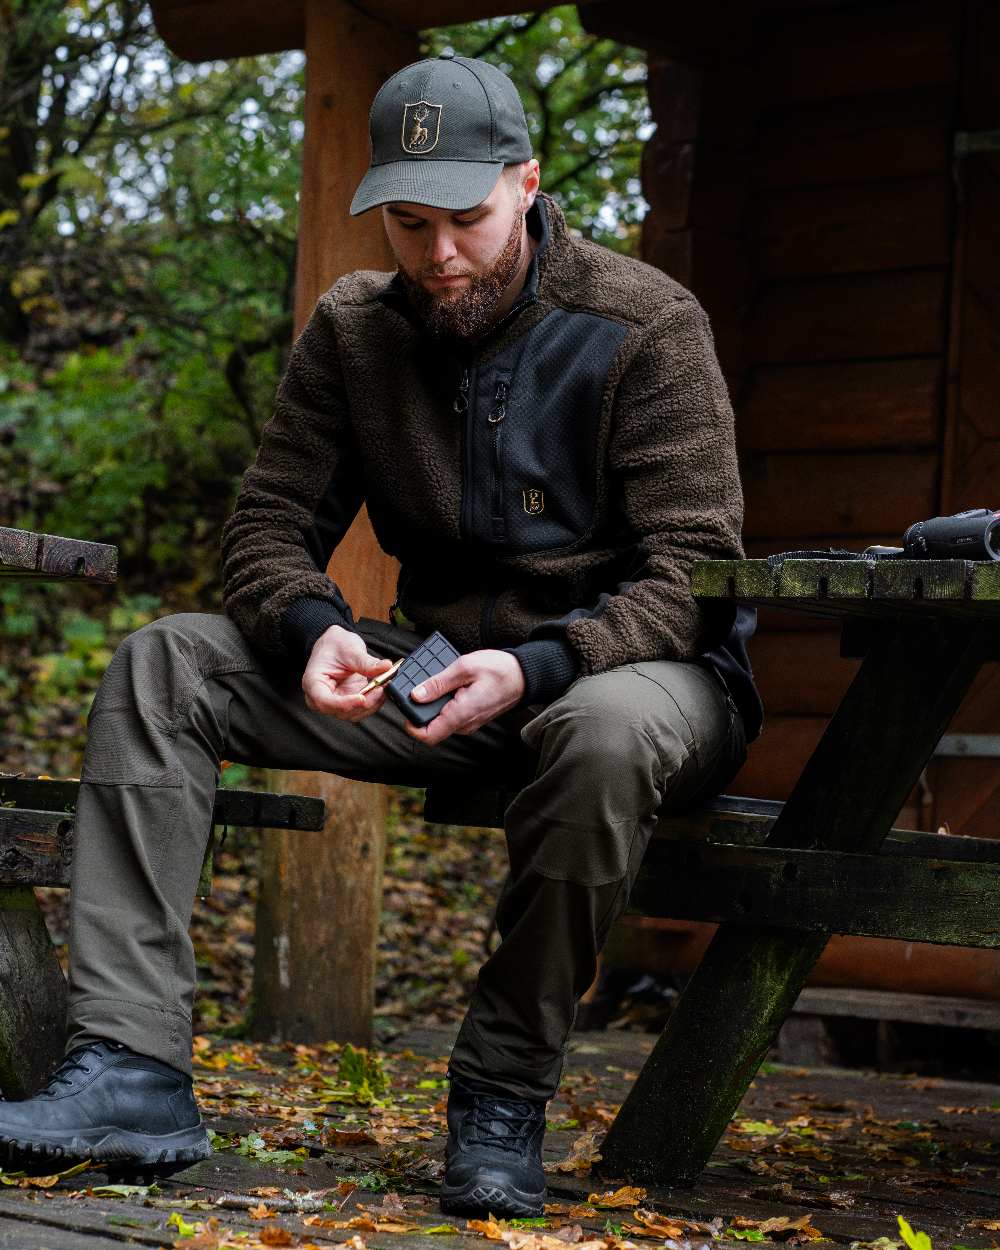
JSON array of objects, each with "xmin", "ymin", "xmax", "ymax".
[{"xmin": 220, "ymin": 193, "xmax": 747, "ymax": 701}]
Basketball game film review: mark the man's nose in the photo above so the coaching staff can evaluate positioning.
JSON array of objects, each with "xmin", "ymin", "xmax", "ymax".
[{"xmin": 426, "ymin": 226, "xmax": 458, "ymax": 267}]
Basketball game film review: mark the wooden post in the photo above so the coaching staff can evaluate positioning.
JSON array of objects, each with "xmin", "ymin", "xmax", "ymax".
[{"xmin": 252, "ymin": 0, "xmax": 419, "ymax": 1044}]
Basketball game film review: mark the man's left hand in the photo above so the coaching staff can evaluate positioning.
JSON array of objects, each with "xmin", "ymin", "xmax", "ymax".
[{"xmin": 404, "ymin": 649, "xmax": 526, "ymax": 746}]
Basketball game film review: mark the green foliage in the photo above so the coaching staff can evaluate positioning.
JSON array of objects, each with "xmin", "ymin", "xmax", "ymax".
[
  {"xmin": 424, "ymin": 7, "xmax": 649, "ymax": 252},
  {"xmin": 235, "ymin": 1132, "xmax": 305, "ymax": 1166},
  {"xmin": 898, "ymin": 1217, "xmax": 932, "ymax": 1250},
  {"xmin": 337, "ymin": 1043, "xmax": 390, "ymax": 1103}
]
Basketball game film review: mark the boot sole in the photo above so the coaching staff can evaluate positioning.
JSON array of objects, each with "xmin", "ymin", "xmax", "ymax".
[
  {"xmin": 0, "ymin": 1124, "xmax": 211, "ymax": 1173},
  {"xmin": 440, "ymin": 1176, "xmax": 545, "ymax": 1219}
]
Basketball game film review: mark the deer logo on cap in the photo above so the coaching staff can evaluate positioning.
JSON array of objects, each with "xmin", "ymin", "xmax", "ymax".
[{"xmin": 402, "ymin": 101, "xmax": 442, "ymax": 154}]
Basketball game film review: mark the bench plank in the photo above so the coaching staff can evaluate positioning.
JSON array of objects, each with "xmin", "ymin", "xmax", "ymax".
[
  {"xmin": 792, "ymin": 987, "xmax": 1000, "ymax": 1030},
  {"xmin": 0, "ymin": 528, "xmax": 117, "ymax": 584},
  {"xmin": 631, "ymin": 840, "xmax": 1000, "ymax": 946},
  {"xmin": 0, "ymin": 779, "xmax": 325, "ymax": 832}
]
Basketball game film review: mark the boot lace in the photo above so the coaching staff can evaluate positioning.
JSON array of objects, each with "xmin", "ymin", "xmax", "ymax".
[
  {"xmin": 467, "ymin": 1094, "xmax": 541, "ymax": 1154},
  {"xmin": 39, "ymin": 1043, "xmax": 118, "ymax": 1096}
]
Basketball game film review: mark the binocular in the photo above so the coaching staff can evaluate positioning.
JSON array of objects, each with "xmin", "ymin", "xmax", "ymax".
[{"xmin": 864, "ymin": 508, "xmax": 1000, "ymax": 562}]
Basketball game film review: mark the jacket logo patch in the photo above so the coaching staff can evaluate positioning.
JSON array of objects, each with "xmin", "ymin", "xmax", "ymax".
[
  {"xmin": 402, "ymin": 102, "xmax": 442, "ymax": 154},
  {"xmin": 522, "ymin": 487, "xmax": 545, "ymax": 516}
]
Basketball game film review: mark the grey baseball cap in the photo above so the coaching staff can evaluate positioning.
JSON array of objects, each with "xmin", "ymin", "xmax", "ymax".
[{"xmin": 350, "ymin": 53, "xmax": 532, "ymax": 216}]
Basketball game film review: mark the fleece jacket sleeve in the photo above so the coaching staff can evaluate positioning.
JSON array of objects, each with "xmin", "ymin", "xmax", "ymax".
[
  {"xmin": 563, "ymin": 295, "xmax": 746, "ymax": 675},
  {"xmin": 219, "ymin": 284, "xmax": 365, "ymax": 667}
]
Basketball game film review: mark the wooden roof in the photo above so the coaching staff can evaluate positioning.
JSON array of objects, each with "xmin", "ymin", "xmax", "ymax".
[{"xmin": 150, "ymin": 0, "xmax": 606, "ymax": 61}]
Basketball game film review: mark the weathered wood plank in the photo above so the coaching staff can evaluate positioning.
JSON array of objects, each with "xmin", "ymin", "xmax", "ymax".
[
  {"xmin": 694, "ymin": 558, "xmax": 1000, "ymax": 623},
  {"xmin": 742, "ymin": 449, "xmax": 938, "ymax": 539},
  {"xmin": 755, "ymin": 176, "xmax": 952, "ymax": 279},
  {"xmin": 872, "ymin": 559, "xmax": 970, "ymax": 600},
  {"xmin": 0, "ymin": 887, "xmax": 67, "ymax": 1097},
  {"xmin": 0, "ymin": 790, "xmax": 327, "ymax": 890},
  {"xmin": 741, "ymin": 358, "xmax": 940, "ymax": 453},
  {"xmin": 0, "ymin": 810, "xmax": 72, "ymax": 887},
  {"xmin": 777, "ymin": 558, "xmax": 871, "ymax": 599},
  {"xmin": 630, "ymin": 840, "xmax": 1000, "ymax": 947},
  {"xmin": 753, "ymin": 85, "xmax": 953, "ymax": 188},
  {"xmin": 0, "ymin": 779, "xmax": 325, "ymax": 831},
  {"xmin": 747, "ymin": 270, "xmax": 948, "ymax": 364},
  {"xmin": 0, "ymin": 528, "xmax": 117, "ymax": 584},
  {"xmin": 792, "ymin": 986, "xmax": 1000, "ymax": 1029},
  {"xmin": 758, "ymin": 0, "xmax": 959, "ymax": 102},
  {"xmin": 650, "ymin": 796, "xmax": 1000, "ymax": 866}
]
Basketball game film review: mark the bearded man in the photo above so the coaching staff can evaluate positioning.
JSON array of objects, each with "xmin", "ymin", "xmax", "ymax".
[{"xmin": 0, "ymin": 55, "xmax": 762, "ymax": 1217}]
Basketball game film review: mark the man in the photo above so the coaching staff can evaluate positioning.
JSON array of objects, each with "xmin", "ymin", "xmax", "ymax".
[{"xmin": 0, "ymin": 55, "xmax": 762, "ymax": 1216}]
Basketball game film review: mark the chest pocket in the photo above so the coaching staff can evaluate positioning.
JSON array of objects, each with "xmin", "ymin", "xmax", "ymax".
[{"xmin": 494, "ymin": 308, "xmax": 628, "ymax": 553}]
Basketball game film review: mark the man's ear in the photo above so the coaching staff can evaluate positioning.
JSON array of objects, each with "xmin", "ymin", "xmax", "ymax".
[{"xmin": 522, "ymin": 158, "xmax": 541, "ymax": 211}]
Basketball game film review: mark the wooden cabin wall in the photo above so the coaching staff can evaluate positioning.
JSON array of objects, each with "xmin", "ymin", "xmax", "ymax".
[{"xmin": 637, "ymin": 0, "xmax": 998, "ymax": 830}]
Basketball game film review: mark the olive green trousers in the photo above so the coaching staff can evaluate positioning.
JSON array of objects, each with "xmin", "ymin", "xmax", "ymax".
[{"xmin": 66, "ymin": 612, "xmax": 745, "ymax": 1101}]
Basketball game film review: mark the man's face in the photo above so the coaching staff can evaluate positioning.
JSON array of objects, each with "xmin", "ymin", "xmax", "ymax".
[{"xmin": 382, "ymin": 167, "xmax": 533, "ymax": 339}]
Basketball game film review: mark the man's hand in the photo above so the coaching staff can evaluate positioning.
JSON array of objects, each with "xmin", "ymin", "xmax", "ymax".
[
  {"xmin": 405, "ymin": 649, "xmax": 526, "ymax": 746},
  {"xmin": 302, "ymin": 625, "xmax": 395, "ymax": 722}
]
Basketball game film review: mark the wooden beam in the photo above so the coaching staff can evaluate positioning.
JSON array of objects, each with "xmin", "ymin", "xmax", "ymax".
[
  {"xmin": 252, "ymin": 0, "xmax": 419, "ymax": 1048},
  {"xmin": 630, "ymin": 840, "xmax": 1000, "ymax": 948},
  {"xmin": 150, "ymin": 0, "xmax": 610, "ymax": 62}
]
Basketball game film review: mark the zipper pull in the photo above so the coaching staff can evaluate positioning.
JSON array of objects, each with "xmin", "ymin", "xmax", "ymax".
[
  {"xmin": 453, "ymin": 368, "xmax": 470, "ymax": 414},
  {"xmin": 488, "ymin": 379, "xmax": 509, "ymax": 424}
]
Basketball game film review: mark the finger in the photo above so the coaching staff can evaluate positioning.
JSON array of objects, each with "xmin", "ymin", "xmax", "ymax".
[
  {"xmin": 410, "ymin": 659, "xmax": 468, "ymax": 704},
  {"xmin": 303, "ymin": 677, "xmax": 373, "ymax": 717},
  {"xmin": 356, "ymin": 652, "xmax": 396, "ymax": 678},
  {"xmin": 403, "ymin": 699, "xmax": 471, "ymax": 746}
]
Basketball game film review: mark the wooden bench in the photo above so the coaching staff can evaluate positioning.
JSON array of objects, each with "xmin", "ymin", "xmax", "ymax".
[
  {"xmin": 426, "ymin": 555, "xmax": 1000, "ymax": 1185},
  {"xmin": 0, "ymin": 527, "xmax": 326, "ymax": 1096}
]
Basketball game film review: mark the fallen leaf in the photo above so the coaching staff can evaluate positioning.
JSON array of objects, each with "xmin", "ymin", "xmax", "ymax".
[
  {"xmin": 469, "ymin": 1216, "xmax": 509, "ymax": 1241},
  {"xmin": 249, "ymin": 1203, "xmax": 276, "ymax": 1219},
  {"xmin": 549, "ymin": 1129, "xmax": 603, "ymax": 1176},
  {"xmin": 586, "ymin": 1186, "xmax": 646, "ymax": 1209},
  {"xmin": 261, "ymin": 1228, "xmax": 297, "ymax": 1247}
]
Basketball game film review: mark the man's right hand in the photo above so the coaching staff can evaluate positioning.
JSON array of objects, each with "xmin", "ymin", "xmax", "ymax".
[{"xmin": 302, "ymin": 625, "xmax": 395, "ymax": 722}]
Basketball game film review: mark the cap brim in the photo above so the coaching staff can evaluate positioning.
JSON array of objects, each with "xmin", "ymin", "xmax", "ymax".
[{"xmin": 349, "ymin": 159, "xmax": 504, "ymax": 216}]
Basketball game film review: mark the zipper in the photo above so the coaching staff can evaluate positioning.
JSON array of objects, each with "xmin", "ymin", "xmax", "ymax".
[
  {"xmin": 456, "ymin": 363, "xmax": 475, "ymax": 539},
  {"xmin": 454, "ymin": 367, "xmax": 470, "ymax": 413},
  {"xmin": 488, "ymin": 375, "xmax": 510, "ymax": 542}
]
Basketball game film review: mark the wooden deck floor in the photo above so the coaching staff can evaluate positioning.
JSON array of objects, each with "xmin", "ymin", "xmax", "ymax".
[{"xmin": 0, "ymin": 1026, "xmax": 997, "ymax": 1248}]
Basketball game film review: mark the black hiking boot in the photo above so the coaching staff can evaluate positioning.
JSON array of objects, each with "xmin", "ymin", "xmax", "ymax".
[
  {"xmin": 0, "ymin": 1040, "xmax": 211, "ymax": 1178},
  {"xmin": 439, "ymin": 1072, "xmax": 547, "ymax": 1218}
]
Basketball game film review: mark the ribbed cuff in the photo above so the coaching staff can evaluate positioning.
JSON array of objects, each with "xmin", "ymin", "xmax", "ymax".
[
  {"xmin": 503, "ymin": 638, "xmax": 580, "ymax": 705},
  {"xmin": 280, "ymin": 596, "xmax": 356, "ymax": 670}
]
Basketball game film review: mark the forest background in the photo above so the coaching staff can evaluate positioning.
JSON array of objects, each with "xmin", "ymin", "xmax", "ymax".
[{"xmin": 0, "ymin": 0, "xmax": 651, "ymax": 1037}]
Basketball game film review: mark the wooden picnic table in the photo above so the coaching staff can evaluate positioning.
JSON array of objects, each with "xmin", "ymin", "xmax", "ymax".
[{"xmin": 597, "ymin": 554, "xmax": 1000, "ymax": 1184}]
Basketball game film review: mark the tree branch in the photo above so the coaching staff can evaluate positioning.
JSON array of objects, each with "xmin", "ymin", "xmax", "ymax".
[{"xmin": 470, "ymin": 11, "xmax": 544, "ymax": 60}]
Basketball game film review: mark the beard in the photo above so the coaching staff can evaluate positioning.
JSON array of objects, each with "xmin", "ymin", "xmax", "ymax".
[{"xmin": 398, "ymin": 208, "xmax": 524, "ymax": 341}]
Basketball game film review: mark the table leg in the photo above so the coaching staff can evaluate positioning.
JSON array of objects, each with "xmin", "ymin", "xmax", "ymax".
[{"xmin": 598, "ymin": 619, "xmax": 991, "ymax": 1184}]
